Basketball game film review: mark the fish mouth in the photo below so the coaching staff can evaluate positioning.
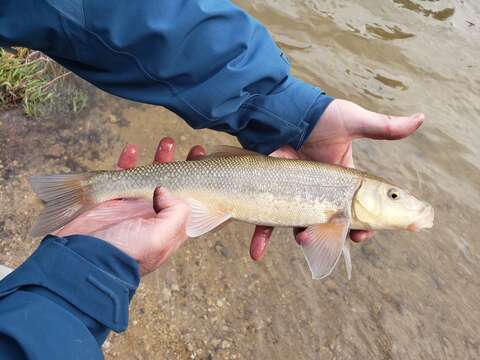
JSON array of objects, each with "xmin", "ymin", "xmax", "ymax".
[{"xmin": 408, "ymin": 205, "xmax": 434, "ymax": 231}]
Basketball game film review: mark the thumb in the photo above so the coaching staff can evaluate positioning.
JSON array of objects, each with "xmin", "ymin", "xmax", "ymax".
[{"xmin": 353, "ymin": 107, "xmax": 424, "ymax": 140}]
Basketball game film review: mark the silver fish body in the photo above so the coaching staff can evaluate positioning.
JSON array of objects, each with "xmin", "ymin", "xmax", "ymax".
[
  {"xmin": 90, "ymin": 156, "xmax": 362, "ymax": 228},
  {"xmin": 29, "ymin": 149, "xmax": 434, "ymax": 280}
]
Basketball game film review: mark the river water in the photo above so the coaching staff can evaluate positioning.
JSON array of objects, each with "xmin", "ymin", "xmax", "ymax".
[{"xmin": 0, "ymin": 1, "xmax": 479, "ymax": 359}]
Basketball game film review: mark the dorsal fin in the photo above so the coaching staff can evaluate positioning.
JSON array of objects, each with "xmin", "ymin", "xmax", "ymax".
[{"xmin": 205, "ymin": 145, "xmax": 263, "ymax": 159}]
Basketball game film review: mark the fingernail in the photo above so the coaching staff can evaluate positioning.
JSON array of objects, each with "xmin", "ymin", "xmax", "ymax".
[
  {"xmin": 413, "ymin": 113, "xmax": 424, "ymax": 122},
  {"xmin": 117, "ymin": 144, "xmax": 138, "ymax": 169},
  {"xmin": 123, "ymin": 143, "xmax": 137, "ymax": 154},
  {"xmin": 160, "ymin": 137, "xmax": 174, "ymax": 151},
  {"xmin": 164, "ymin": 142, "xmax": 173, "ymax": 151}
]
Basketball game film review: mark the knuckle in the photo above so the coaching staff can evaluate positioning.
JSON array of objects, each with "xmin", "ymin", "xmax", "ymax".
[{"xmin": 383, "ymin": 117, "xmax": 394, "ymax": 139}]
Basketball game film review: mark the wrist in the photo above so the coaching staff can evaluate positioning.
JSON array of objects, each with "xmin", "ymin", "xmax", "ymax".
[
  {"xmin": 237, "ymin": 76, "xmax": 334, "ymax": 154},
  {"xmin": 301, "ymin": 94, "xmax": 336, "ymax": 148}
]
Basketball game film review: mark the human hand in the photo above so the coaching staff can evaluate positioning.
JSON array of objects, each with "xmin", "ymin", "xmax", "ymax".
[
  {"xmin": 56, "ymin": 138, "xmax": 204, "ymax": 275},
  {"xmin": 249, "ymin": 99, "xmax": 424, "ymax": 261}
]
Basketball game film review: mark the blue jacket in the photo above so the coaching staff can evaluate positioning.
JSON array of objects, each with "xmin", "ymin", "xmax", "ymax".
[
  {"xmin": 0, "ymin": 236, "xmax": 139, "ymax": 359},
  {"xmin": 0, "ymin": 0, "xmax": 333, "ymax": 154},
  {"xmin": 0, "ymin": 1, "xmax": 334, "ymax": 358}
]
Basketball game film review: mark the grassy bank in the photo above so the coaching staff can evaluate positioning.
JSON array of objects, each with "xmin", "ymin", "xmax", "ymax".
[{"xmin": 0, "ymin": 47, "xmax": 87, "ymax": 117}]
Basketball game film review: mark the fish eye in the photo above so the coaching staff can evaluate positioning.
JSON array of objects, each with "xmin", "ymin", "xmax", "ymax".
[{"xmin": 388, "ymin": 188, "xmax": 400, "ymax": 200}]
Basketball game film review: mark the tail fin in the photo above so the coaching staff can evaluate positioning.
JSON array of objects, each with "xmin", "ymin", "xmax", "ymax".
[{"xmin": 29, "ymin": 173, "xmax": 95, "ymax": 237}]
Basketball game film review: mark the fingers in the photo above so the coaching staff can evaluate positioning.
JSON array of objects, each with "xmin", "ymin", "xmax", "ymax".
[
  {"xmin": 117, "ymin": 144, "xmax": 139, "ymax": 169},
  {"xmin": 360, "ymin": 112, "xmax": 424, "ymax": 140},
  {"xmin": 294, "ymin": 228, "xmax": 374, "ymax": 246},
  {"xmin": 293, "ymin": 227, "xmax": 306, "ymax": 240},
  {"xmin": 155, "ymin": 138, "xmax": 205, "ymax": 162},
  {"xmin": 152, "ymin": 186, "xmax": 191, "ymax": 241},
  {"xmin": 350, "ymin": 229, "xmax": 374, "ymax": 242},
  {"xmin": 153, "ymin": 187, "xmax": 184, "ymax": 213},
  {"xmin": 349, "ymin": 100, "xmax": 424, "ymax": 140},
  {"xmin": 154, "ymin": 137, "xmax": 176, "ymax": 163},
  {"xmin": 187, "ymin": 145, "xmax": 206, "ymax": 160},
  {"xmin": 270, "ymin": 145, "xmax": 301, "ymax": 159},
  {"xmin": 249, "ymin": 226, "xmax": 274, "ymax": 261},
  {"xmin": 118, "ymin": 137, "xmax": 176, "ymax": 170},
  {"xmin": 295, "ymin": 229, "xmax": 311, "ymax": 246}
]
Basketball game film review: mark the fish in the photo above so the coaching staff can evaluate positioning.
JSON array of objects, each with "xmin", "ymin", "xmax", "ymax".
[{"xmin": 29, "ymin": 146, "xmax": 434, "ymax": 280}]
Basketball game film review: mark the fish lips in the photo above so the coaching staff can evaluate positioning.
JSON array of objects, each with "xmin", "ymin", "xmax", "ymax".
[{"xmin": 407, "ymin": 205, "xmax": 434, "ymax": 232}]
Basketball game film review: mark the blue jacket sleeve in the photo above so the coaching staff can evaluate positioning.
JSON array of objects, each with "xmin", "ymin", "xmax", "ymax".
[
  {"xmin": 0, "ymin": 0, "xmax": 333, "ymax": 154},
  {"xmin": 0, "ymin": 235, "xmax": 140, "ymax": 360}
]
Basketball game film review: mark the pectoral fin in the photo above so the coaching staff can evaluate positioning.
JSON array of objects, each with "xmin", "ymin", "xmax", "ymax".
[
  {"xmin": 186, "ymin": 199, "xmax": 231, "ymax": 237},
  {"xmin": 301, "ymin": 217, "xmax": 350, "ymax": 280}
]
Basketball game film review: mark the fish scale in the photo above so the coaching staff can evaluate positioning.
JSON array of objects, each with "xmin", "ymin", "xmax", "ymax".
[{"xmin": 89, "ymin": 155, "xmax": 361, "ymax": 227}]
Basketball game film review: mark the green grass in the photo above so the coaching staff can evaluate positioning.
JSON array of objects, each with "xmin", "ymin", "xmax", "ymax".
[{"xmin": 0, "ymin": 48, "xmax": 87, "ymax": 117}]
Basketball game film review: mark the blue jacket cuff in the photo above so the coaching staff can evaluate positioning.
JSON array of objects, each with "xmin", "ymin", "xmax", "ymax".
[
  {"xmin": 237, "ymin": 76, "xmax": 334, "ymax": 154},
  {"xmin": 0, "ymin": 235, "xmax": 140, "ymax": 333}
]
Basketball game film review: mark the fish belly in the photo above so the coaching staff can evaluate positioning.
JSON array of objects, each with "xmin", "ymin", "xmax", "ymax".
[{"xmin": 174, "ymin": 189, "xmax": 338, "ymax": 227}]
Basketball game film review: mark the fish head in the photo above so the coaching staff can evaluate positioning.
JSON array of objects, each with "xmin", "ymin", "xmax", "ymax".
[{"xmin": 352, "ymin": 178, "xmax": 434, "ymax": 231}]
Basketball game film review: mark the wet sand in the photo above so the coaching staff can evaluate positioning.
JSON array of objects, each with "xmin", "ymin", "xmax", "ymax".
[{"xmin": 1, "ymin": 0, "xmax": 479, "ymax": 359}]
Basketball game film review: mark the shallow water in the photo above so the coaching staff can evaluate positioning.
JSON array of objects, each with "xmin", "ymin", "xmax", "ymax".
[{"xmin": 1, "ymin": 1, "xmax": 479, "ymax": 359}]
